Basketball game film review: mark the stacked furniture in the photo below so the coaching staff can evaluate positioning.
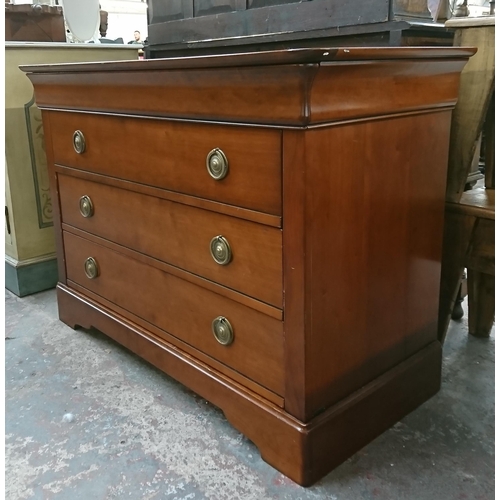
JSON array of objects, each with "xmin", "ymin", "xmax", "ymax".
[
  {"xmin": 145, "ymin": 0, "xmax": 454, "ymax": 57},
  {"xmin": 439, "ymin": 16, "xmax": 495, "ymax": 340}
]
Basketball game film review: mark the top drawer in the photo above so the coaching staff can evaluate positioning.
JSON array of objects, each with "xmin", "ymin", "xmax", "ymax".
[{"xmin": 48, "ymin": 111, "xmax": 282, "ymax": 216}]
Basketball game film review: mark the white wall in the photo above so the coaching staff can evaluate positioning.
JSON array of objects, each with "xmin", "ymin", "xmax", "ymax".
[{"xmin": 99, "ymin": 0, "xmax": 148, "ymax": 43}]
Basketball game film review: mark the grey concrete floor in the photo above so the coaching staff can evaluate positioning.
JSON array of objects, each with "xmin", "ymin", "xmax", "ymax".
[{"xmin": 5, "ymin": 288, "xmax": 494, "ymax": 500}]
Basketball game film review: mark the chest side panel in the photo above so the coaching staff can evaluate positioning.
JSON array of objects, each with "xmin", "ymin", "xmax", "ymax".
[{"xmin": 286, "ymin": 111, "xmax": 450, "ymax": 419}]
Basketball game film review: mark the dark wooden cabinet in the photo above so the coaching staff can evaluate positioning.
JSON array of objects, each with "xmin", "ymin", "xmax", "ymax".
[
  {"xmin": 145, "ymin": 0, "xmax": 453, "ymax": 57},
  {"xmin": 22, "ymin": 46, "xmax": 473, "ymax": 486},
  {"xmin": 5, "ymin": 3, "xmax": 66, "ymax": 42}
]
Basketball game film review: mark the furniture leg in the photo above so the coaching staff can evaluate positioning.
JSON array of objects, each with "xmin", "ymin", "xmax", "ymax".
[
  {"xmin": 438, "ymin": 211, "xmax": 476, "ymax": 342},
  {"xmin": 451, "ymin": 272, "xmax": 467, "ymax": 320},
  {"xmin": 467, "ymin": 269, "xmax": 495, "ymax": 337}
]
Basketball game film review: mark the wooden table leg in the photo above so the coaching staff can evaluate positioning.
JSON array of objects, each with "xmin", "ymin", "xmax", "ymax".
[
  {"xmin": 467, "ymin": 270, "xmax": 495, "ymax": 337},
  {"xmin": 439, "ymin": 210, "xmax": 476, "ymax": 343}
]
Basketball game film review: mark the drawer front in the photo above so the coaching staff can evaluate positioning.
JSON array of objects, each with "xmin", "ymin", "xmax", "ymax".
[
  {"xmin": 59, "ymin": 174, "xmax": 283, "ymax": 307},
  {"xmin": 49, "ymin": 111, "xmax": 282, "ymax": 216},
  {"xmin": 64, "ymin": 231, "xmax": 284, "ymax": 395}
]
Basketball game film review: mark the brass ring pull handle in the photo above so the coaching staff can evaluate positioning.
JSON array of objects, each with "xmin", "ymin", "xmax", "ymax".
[
  {"xmin": 79, "ymin": 195, "xmax": 94, "ymax": 218},
  {"xmin": 212, "ymin": 316, "xmax": 234, "ymax": 346},
  {"xmin": 73, "ymin": 130, "xmax": 86, "ymax": 154},
  {"xmin": 84, "ymin": 257, "xmax": 99, "ymax": 279},
  {"xmin": 206, "ymin": 148, "xmax": 228, "ymax": 180},
  {"xmin": 210, "ymin": 235, "xmax": 232, "ymax": 265}
]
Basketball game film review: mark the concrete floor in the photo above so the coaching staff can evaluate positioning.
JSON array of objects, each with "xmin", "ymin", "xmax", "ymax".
[{"xmin": 5, "ymin": 288, "xmax": 494, "ymax": 500}]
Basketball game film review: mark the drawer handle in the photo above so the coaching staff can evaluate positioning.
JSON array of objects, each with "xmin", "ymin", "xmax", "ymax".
[
  {"xmin": 212, "ymin": 316, "xmax": 234, "ymax": 346},
  {"xmin": 210, "ymin": 235, "xmax": 232, "ymax": 265},
  {"xmin": 84, "ymin": 257, "xmax": 99, "ymax": 279},
  {"xmin": 79, "ymin": 195, "xmax": 94, "ymax": 218},
  {"xmin": 73, "ymin": 130, "xmax": 86, "ymax": 154},
  {"xmin": 206, "ymin": 148, "xmax": 228, "ymax": 180}
]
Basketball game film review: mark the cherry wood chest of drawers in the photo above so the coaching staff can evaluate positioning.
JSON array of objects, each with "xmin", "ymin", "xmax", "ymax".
[{"xmin": 23, "ymin": 47, "xmax": 474, "ymax": 485}]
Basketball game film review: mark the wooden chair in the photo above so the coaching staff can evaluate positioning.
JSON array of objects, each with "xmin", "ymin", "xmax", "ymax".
[{"xmin": 438, "ymin": 16, "xmax": 495, "ymax": 342}]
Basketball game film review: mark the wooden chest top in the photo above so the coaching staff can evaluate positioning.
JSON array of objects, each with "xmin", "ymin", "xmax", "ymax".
[{"xmin": 22, "ymin": 47, "xmax": 475, "ymax": 126}]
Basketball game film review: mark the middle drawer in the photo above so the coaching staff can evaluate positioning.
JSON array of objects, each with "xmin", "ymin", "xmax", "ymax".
[{"xmin": 59, "ymin": 173, "xmax": 283, "ymax": 308}]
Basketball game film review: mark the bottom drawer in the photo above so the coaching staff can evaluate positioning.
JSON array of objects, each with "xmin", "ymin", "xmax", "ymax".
[{"xmin": 63, "ymin": 231, "xmax": 284, "ymax": 396}]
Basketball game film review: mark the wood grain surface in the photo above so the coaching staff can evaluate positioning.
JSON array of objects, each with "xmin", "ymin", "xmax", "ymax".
[
  {"xmin": 22, "ymin": 47, "xmax": 476, "ymax": 73},
  {"xmin": 284, "ymin": 111, "xmax": 451, "ymax": 420},
  {"xmin": 49, "ymin": 111, "xmax": 283, "ymax": 215},
  {"xmin": 62, "ymin": 223, "xmax": 283, "ymax": 321},
  {"xmin": 445, "ymin": 23, "xmax": 495, "ymax": 203},
  {"xmin": 67, "ymin": 278, "xmax": 284, "ymax": 406},
  {"xmin": 23, "ymin": 48, "xmax": 473, "ymax": 126},
  {"xmin": 63, "ymin": 231, "xmax": 285, "ymax": 395},
  {"xmin": 55, "ymin": 165, "xmax": 282, "ymax": 228},
  {"xmin": 58, "ymin": 173, "xmax": 283, "ymax": 307}
]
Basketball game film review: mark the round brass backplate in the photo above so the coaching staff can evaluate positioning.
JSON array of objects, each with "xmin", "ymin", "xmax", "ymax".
[
  {"xmin": 211, "ymin": 316, "xmax": 234, "ymax": 346},
  {"xmin": 210, "ymin": 235, "xmax": 232, "ymax": 265},
  {"xmin": 206, "ymin": 148, "xmax": 228, "ymax": 180},
  {"xmin": 79, "ymin": 195, "xmax": 94, "ymax": 218},
  {"xmin": 73, "ymin": 130, "xmax": 86, "ymax": 154},
  {"xmin": 84, "ymin": 257, "xmax": 99, "ymax": 279}
]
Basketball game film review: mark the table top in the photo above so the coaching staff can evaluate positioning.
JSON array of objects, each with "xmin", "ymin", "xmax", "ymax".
[
  {"xmin": 20, "ymin": 46, "xmax": 477, "ymax": 74},
  {"xmin": 445, "ymin": 16, "xmax": 495, "ymax": 28}
]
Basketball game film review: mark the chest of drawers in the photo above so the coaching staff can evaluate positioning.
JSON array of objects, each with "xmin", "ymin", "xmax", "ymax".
[{"xmin": 23, "ymin": 47, "xmax": 473, "ymax": 485}]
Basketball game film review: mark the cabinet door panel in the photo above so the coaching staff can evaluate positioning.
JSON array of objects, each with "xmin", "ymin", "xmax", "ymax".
[
  {"xmin": 393, "ymin": 0, "xmax": 432, "ymax": 18},
  {"xmin": 194, "ymin": 0, "xmax": 246, "ymax": 16},
  {"xmin": 248, "ymin": 0, "xmax": 302, "ymax": 8},
  {"xmin": 149, "ymin": 0, "xmax": 194, "ymax": 24}
]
